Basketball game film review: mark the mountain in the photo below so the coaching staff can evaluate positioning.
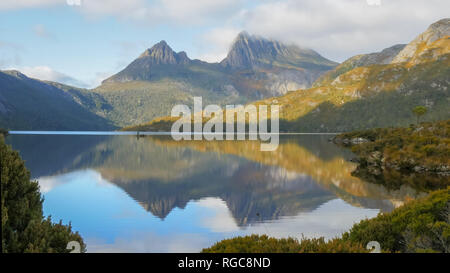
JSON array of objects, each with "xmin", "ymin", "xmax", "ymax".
[
  {"xmin": 259, "ymin": 18, "xmax": 450, "ymax": 132},
  {"xmin": 220, "ymin": 31, "xmax": 338, "ymax": 95},
  {"xmin": 3, "ymin": 19, "xmax": 449, "ymax": 132},
  {"xmin": 103, "ymin": 40, "xmax": 202, "ymax": 83},
  {"xmin": 0, "ymin": 32, "xmax": 337, "ymax": 130},
  {"xmin": 0, "ymin": 70, "xmax": 115, "ymax": 130},
  {"xmin": 89, "ymin": 33, "xmax": 337, "ymax": 127},
  {"xmin": 221, "ymin": 31, "xmax": 336, "ymax": 70},
  {"xmin": 129, "ymin": 18, "xmax": 450, "ymax": 133}
]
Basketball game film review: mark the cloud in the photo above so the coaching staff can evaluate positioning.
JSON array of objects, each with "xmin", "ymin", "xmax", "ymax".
[
  {"xmin": 237, "ymin": 0, "xmax": 450, "ymax": 61},
  {"xmin": 13, "ymin": 66, "xmax": 89, "ymax": 87},
  {"xmin": 73, "ymin": 0, "xmax": 243, "ymax": 26},
  {"xmin": 1, "ymin": 0, "xmax": 449, "ymax": 65},
  {"xmin": 197, "ymin": 27, "xmax": 241, "ymax": 63},
  {"xmin": 0, "ymin": 0, "xmax": 62, "ymax": 10},
  {"xmin": 193, "ymin": 0, "xmax": 450, "ymax": 62}
]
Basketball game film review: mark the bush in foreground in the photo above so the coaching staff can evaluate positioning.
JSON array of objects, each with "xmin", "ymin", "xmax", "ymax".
[
  {"xmin": 343, "ymin": 187, "xmax": 449, "ymax": 253},
  {"xmin": 202, "ymin": 235, "xmax": 368, "ymax": 253}
]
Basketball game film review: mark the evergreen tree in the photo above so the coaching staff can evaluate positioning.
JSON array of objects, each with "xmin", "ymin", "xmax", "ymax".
[{"xmin": 412, "ymin": 106, "xmax": 428, "ymax": 124}]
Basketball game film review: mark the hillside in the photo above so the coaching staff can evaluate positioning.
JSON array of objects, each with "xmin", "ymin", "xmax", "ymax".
[
  {"xmin": 0, "ymin": 70, "xmax": 115, "ymax": 130},
  {"xmin": 258, "ymin": 18, "xmax": 450, "ymax": 132}
]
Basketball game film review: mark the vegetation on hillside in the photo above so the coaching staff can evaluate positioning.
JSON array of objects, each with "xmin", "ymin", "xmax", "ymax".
[
  {"xmin": 1, "ymin": 135, "xmax": 86, "ymax": 253},
  {"xmin": 203, "ymin": 188, "xmax": 450, "ymax": 253}
]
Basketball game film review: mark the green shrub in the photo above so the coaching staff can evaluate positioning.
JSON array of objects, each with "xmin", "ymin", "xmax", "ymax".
[
  {"xmin": 202, "ymin": 235, "xmax": 367, "ymax": 253},
  {"xmin": 343, "ymin": 187, "xmax": 449, "ymax": 253}
]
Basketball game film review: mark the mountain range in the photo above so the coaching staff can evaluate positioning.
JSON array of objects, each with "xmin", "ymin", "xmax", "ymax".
[
  {"xmin": 127, "ymin": 18, "xmax": 450, "ymax": 132},
  {"xmin": 0, "ymin": 31, "xmax": 337, "ymax": 130},
  {"xmin": 1, "ymin": 18, "xmax": 449, "ymax": 131}
]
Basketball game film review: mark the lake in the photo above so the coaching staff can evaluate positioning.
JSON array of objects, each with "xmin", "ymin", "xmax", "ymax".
[{"xmin": 6, "ymin": 133, "xmax": 424, "ymax": 252}]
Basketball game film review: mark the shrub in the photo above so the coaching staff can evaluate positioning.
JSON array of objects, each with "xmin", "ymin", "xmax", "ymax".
[
  {"xmin": 202, "ymin": 235, "xmax": 367, "ymax": 253},
  {"xmin": 343, "ymin": 187, "xmax": 449, "ymax": 253}
]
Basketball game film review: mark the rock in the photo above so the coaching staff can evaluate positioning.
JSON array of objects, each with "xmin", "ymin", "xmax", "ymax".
[{"xmin": 350, "ymin": 137, "xmax": 369, "ymax": 144}]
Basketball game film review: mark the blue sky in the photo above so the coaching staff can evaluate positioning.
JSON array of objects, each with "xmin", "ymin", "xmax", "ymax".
[{"xmin": 1, "ymin": 0, "xmax": 449, "ymax": 87}]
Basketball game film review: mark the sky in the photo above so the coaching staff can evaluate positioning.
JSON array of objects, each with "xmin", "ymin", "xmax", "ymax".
[{"xmin": 0, "ymin": 0, "xmax": 449, "ymax": 88}]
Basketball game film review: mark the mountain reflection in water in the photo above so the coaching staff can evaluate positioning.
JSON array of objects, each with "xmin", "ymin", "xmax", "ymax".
[{"xmin": 7, "ymin": 134, "xmax": 425, "ymax": 252}]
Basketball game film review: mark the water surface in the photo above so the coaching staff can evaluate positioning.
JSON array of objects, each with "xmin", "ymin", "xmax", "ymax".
[{"xmin": 7, "ymin": 134, "xmax": 423, "ymax": 252}]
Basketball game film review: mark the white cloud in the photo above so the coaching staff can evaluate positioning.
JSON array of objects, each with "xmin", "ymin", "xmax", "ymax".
[
  {"xmin": 237, "ymin": 0, "xmax": 450, "ymax": 61},
  {"xmin": 0, "ymin": 0, "xmax": 62, "ymax": 10},
  {"xmin": 197, "ymin": 27, "xmax": 241, "ymax": 63},
  {"xmin": 192, "ymin": 0, "xmax": 450, "ymax": 62},
  {"xmin": 366, "ymin": 0, "xmax": 381, "ymax": 6},
  {"xmin": 1, "ymin": 0, "xmax": 449, "ymax": 65},
  {"xmin": 73, "ymin": 0, "xmax": 243, "ymax": 25},
  {"xmin": 12, "ymin": 66, "xmax": 89, "ymax": 87}
]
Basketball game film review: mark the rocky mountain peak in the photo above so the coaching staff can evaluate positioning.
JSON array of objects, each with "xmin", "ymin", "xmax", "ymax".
[
  {"xmin": 139, "ymin": 40, "xmax": 190, "ymax": 65},
  {"xmin": 220, "ymin": 31, "xmax": 336, "ymax": 70},
  {"xmin": 392, "ymin": 18, "xmax": 449, "ymax": 63},
  {"xmin": 220, "ymin": 31, "xmax": 288, "ymax": 69},
  {"xmin": 102, "ymin": 40, "xmax": 192, "ymax": 83}
]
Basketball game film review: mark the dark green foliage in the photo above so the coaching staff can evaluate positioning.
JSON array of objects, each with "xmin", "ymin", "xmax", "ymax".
[
  {"xmin": 202, "ymin": 235, "xmax": 367, "ymax": 253},
  {"xmin": 343, "ymin": 187, "xmax": 450, "ymax": 253},
  {"xmin": 1, "ymin": 135, "xmax": 86, "ymax": 253}
]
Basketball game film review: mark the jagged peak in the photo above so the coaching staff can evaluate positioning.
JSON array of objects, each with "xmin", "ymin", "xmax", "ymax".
[
  {"xmin": 140, "ymin": 40, "xmax": 174, "ymax": 57},
  {"xmin": 221, "ymin": 31, "xmax": 335, "ymax": 69},
  {"xmin": 137, "ymin": 40, "xmax": 191, "ymax": 65}
]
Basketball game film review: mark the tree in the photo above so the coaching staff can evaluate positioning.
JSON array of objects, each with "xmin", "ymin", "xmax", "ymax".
[
  {"xmin": 1, "ymin": 135, "xmax": 86, "ymax": 253},
  {"xmin": 412, "ymin": 106, "xmax": 427, "ymax": 124}
]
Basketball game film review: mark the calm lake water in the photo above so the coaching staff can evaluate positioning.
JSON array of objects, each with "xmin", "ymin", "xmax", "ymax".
[{"xmin": 7, "ymin": 133, "xmax": 424, "ymax": 252}]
